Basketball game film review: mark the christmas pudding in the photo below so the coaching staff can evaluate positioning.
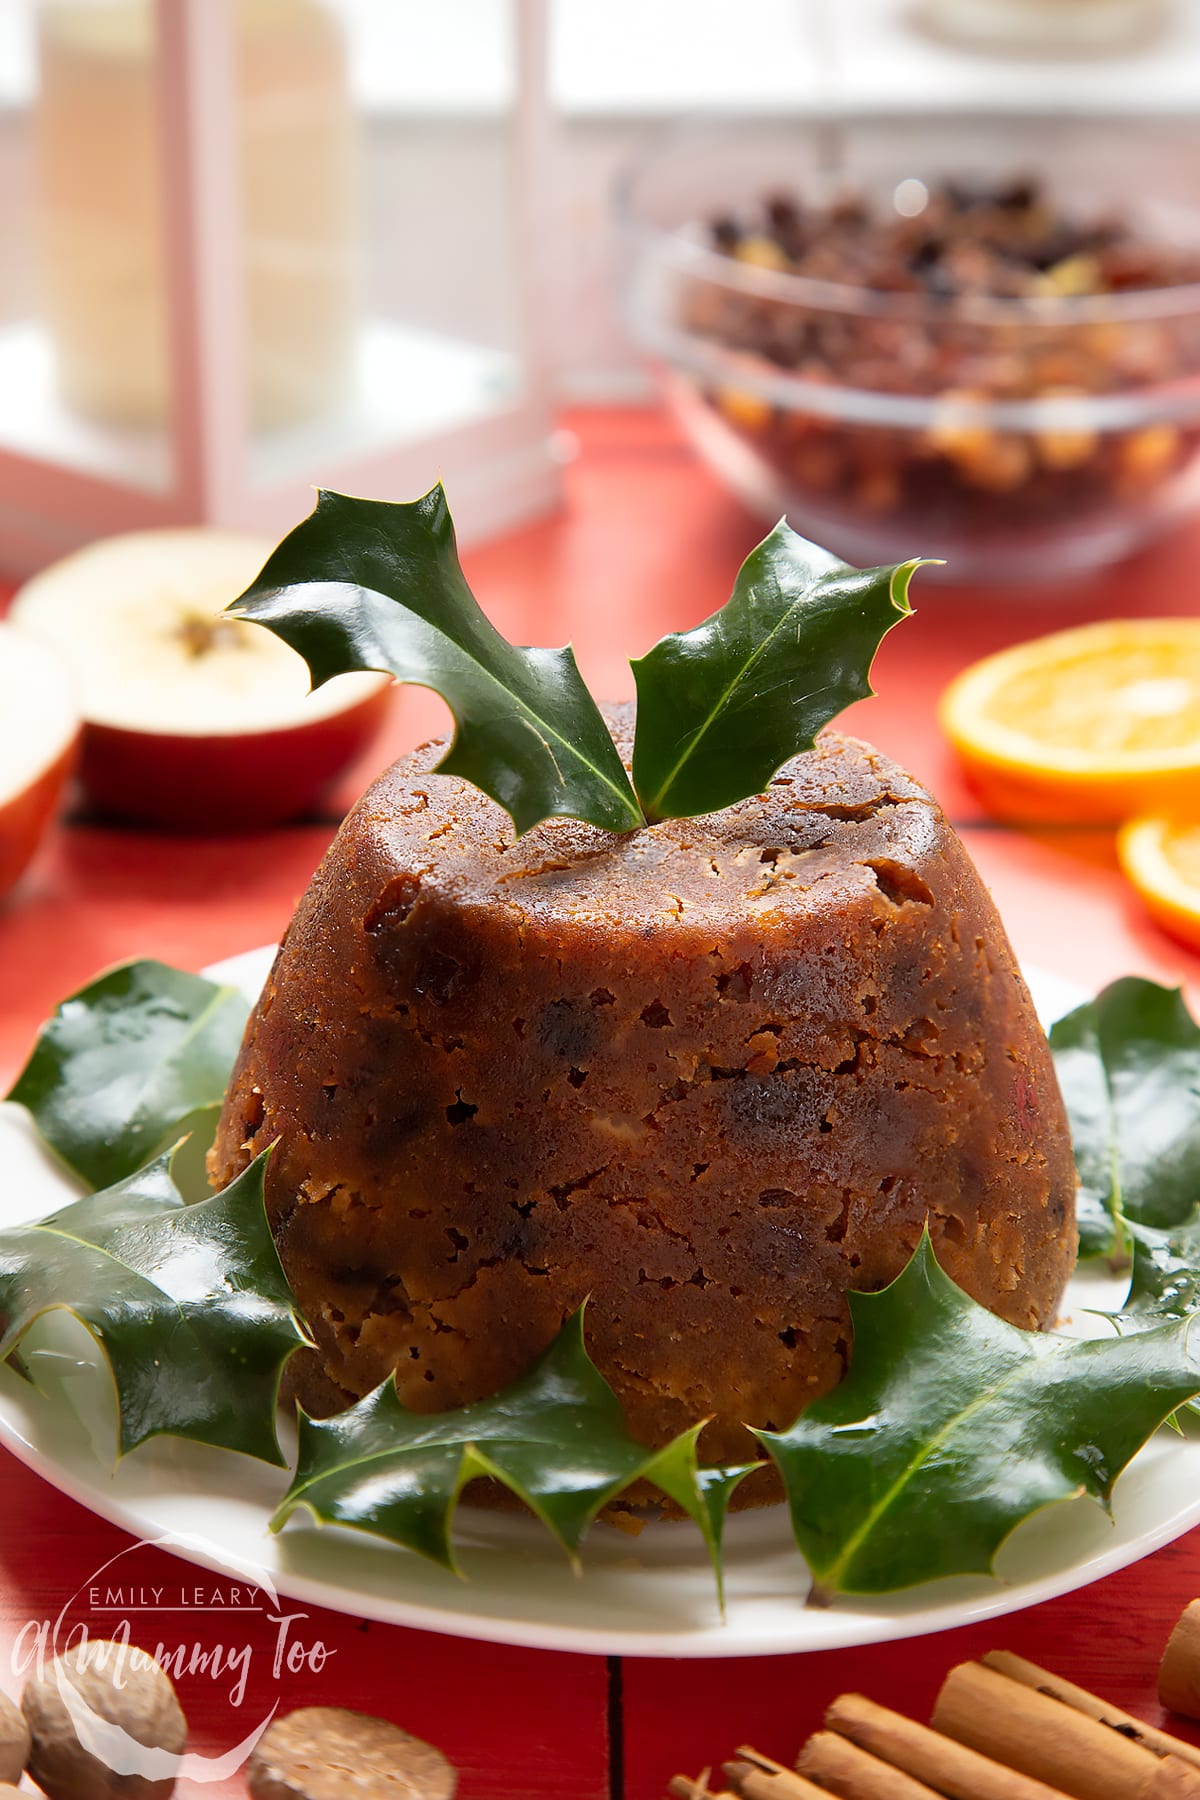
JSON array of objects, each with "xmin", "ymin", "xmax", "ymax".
[{"xmin": 208, "ymin": 710, "xmax": 1076, "ymax": 1475}]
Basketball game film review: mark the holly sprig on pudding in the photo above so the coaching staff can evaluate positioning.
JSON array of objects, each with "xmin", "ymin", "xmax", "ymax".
[{"xmin": 229, "ymin": 481, "xmax": 919, "ymax": 834}]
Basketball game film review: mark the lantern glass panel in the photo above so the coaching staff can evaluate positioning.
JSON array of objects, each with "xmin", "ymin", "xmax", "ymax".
[
  {"xmin": 245, "ymin": 0, "xmax": 529, "ymax": 494},
  {"xmin": 1, "ymin": 0, "xmax": 174, "ymax": 492}
]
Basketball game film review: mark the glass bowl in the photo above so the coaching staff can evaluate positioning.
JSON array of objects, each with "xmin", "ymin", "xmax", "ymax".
[{"xmin": 615, "ymin": 115, "xmax": 1200, "ymax": 582}]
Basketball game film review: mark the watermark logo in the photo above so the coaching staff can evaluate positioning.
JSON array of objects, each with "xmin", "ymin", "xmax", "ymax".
[{"xmin": 13, "ymin": 1533, "xmax": 335, "ymax": 1784}]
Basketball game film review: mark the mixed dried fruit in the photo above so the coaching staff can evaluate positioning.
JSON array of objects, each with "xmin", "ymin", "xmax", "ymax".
[{"xmin": 685, "ymin": 177, "xmax": 1200, "ymax": 546}]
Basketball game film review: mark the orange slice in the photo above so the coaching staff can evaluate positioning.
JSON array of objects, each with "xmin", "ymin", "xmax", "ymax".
[
  {"xmin": 940, "ymin": 620, "xmax": 1200, "ymax": 824},
  {"xmin": 1118, "ymin": 815, "xmax": 1200, "ymax": 952}
]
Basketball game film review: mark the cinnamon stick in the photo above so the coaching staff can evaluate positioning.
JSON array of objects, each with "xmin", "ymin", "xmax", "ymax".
[
  {"xmin": 795, "ymin": 1730, "xmax": 943, "ymax": 1798},
  {"xmin": 932, "ymin": 1661, "xmax": 1200, "ymax": 1800},
  {"xmin": 984, "ymin": 1651, "xmax": 1200, "ymax": 1773},
  {"xmin": 826, "ymin": 1691, "xmax": 1071, "ymax": 1799},
  {"xmin": 721, "ymin": 1747, "xmax": 828, "ymax": 1798},
  {"xmin": 669, "ymin": 1774, "xmax": 730, "ymax": 1800},
  {"xmin": 1142, "ymin": 1763, "xmax": 1200, "ymax": 1800},
  {"xmin": 1161, "ymin": 1604, "xmax": 1200, "ymax": 1722}
]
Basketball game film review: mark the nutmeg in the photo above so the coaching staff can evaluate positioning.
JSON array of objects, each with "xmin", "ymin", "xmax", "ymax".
[
  {"xmin": 0, "ymin": 1686, "xmax": 29, "ymax": 1785},
  {"xmin": 22, "ymin": 1639, "xmax": 186, "ymax": 1800},
  {"xmin": 247, "ymin": 1708, "xmax": 456, "ymax": 1800}
]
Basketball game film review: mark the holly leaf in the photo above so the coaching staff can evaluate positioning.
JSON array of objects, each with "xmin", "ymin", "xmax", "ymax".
[
  {"xmin": 1114, "ymin": 1212, "xmax": 1200, "ymax": 1325},
  {"xmin": 1109, "ymin": 1214, "xmax": 1200, "ymax": 1426},
  {"xmin": 229, "ymin": 485, "xmax": 644, "ymax": 837},
  {"xmin": 0, "ymin": 1150, "xmax": 310, "ymax": 1465},
  {"xmin": 6, "ymin": 960, "xmax": 249, "ymax": 1199},
  {"xmin": 272, "ymin": 1307, "xmax": 753, "ymax": 1594},
  {"xmin": 630, "ymin": 522, "xmax": 921, "ymax": 822},
  {"xmin": 1050, "ymin": 978, "xmax": 1200, "ymax": 1262},
  {"xmin": 756, "ymin": 1232, "xmax": 1200, "ymax": 1601}
]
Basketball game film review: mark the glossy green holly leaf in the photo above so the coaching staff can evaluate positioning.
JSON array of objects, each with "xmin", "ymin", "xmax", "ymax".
[
  {"xmin": 6, "ymin": 959, "xmax": 249, "ymax": 1199},
  {"xmin": 229, "ymin": 485, "xmax": 644, "ymax": 836},
  {"xmin": 272, "ymin": 1307, "xmax": 753, "ymax": 1593},
  {"xmin": 1109, "ymin": 1214, "xmax": 1200, "ymax": 1425},
  {"xmin": 1050, "ymin": 977, "xmax": 1200, "ymax": 1262},
  {"xmin": 630, "ymin": 522, "xmax": 921, "ymax": 822},
  {"xmin": 755, "ymin": 1233, "xmax": 1200, "ymax": 1601},
  {"xmin": 1114, "ymin": 1212, "xmax": 1200, "ymax": 1325},
  {"xmin": 0, "ymin": 1150, "xmax": 310, "ymax": 1465}
]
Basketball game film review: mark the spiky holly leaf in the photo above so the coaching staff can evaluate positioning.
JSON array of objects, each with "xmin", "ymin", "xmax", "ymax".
[
  {"xmin": 229, "ymin": 485, "xmax": 644, "ymax": 837},
  {"xmin": 6, "ymin": 959, "xmax": 248, "ymax": 1199},
  {"xmin": 630, "ymin": 522, "xmax": 921, "ymax": 822},
  {"xmin": 756, "ymin": 1233, "xmax": 1200, "ymax": 1601},
  {"xmin": 0, "ymin": 1150, "xmax": 310, "ymax": 1465},
  {"xmin": 1126, "ymin": 1216, "xmax": 1200, "ymax": 1317},
  {"xmin": 1050, "ymin": 977, "xmax": 1200, "ymax": 1261},
  {"xmin": 1111, "ymin": 1212, "xmax": 1200, "ymax": 1331},
  {"xmin": 272, "ymin": 1308, "xmax": 752, "ymax": 1593}
]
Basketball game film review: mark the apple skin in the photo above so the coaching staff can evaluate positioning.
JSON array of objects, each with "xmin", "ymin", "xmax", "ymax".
[
  {"xmin": 79, "ymin": 682, "xmax": 394, "ymax": 831},
  {"xmin": 0, "ymin": 739, "xmax": 77, "ymax": 904}
]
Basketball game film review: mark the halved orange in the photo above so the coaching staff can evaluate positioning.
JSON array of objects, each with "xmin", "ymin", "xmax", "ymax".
[
  {"xmin": 940, "ymin": 619, "xmax": 1200, "ymax": 824},
  {"xmin": 1118, "ymin": 815, "xmax": 1200, "ymax": 952}
]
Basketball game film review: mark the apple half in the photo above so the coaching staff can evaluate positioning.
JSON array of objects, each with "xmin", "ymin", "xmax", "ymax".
[
  {"xmin": 9, "ymin": 529, "xmax": 392, "ymax": 830},
  {"xmin": 0, "ymin": 627, "xmax": 80, "ymax": 903}
]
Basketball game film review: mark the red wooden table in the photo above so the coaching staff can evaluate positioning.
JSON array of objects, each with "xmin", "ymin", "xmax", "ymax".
[{"xmin": 3, "ymin": 408, "xmax": 1200, "ymax": 1799}]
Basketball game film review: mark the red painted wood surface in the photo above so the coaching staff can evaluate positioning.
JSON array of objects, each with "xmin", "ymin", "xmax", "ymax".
[{"xmin": 2, "ymin": 407, "xmax": 1200, "ymax": 1799}]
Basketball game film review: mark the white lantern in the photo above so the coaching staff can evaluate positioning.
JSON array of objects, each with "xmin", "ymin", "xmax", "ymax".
[{"xmin": 0, "ymin": 0, "xmax": 560, "ymax": 573}]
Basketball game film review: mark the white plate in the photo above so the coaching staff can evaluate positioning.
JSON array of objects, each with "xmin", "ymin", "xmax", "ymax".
[{"xmin": 0, "ymin": 953, "xmax": 1192, "ymax": 1660}]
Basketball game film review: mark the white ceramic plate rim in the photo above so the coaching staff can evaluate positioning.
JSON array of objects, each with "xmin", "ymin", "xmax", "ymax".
[{"xmin": 0, "ymin": 949, "xmax": 1194, "ymax": 1660}]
